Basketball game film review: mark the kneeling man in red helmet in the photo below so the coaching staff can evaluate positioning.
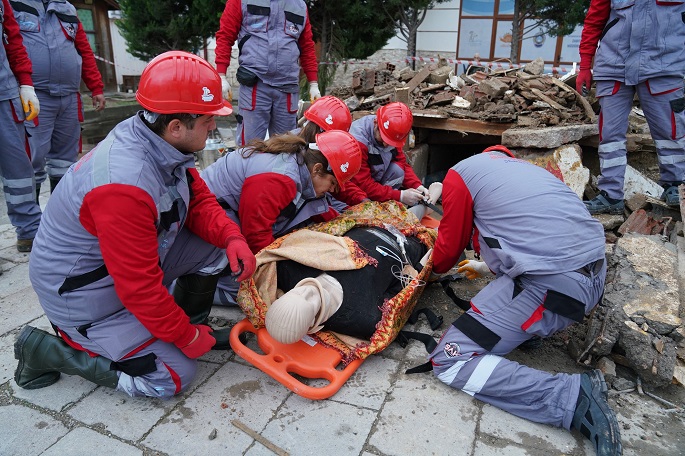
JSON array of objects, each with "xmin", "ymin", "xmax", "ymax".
[{"xmin": 15, "ymin": 51, "xmax": 256, "ymax": 398}]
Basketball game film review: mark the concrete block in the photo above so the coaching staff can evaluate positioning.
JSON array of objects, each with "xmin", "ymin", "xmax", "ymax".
[
  {"xmin": 502, "ymin": 124, "xmax": 598, "ymax": 149},
  {"xmin": 624, "ymin": 165, "xmax": 663, "ymax": 200},
  {"xmin": 517, "ymin": 144, "xmax": 590, "ymax": 198},
  {"xmin": 478, "ymin": 77, "xmax": 508, "ymax": 98},
  {"xmin": 428, "ymin": 65, "xmax": 452, "ymax": 85},
  {"xmin": 405, "ymin": 143, "xmax": 430, "ymax": 183}
]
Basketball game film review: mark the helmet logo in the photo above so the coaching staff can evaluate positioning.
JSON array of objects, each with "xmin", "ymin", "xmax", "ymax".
[
  {"xmin": 325, "ymin": 114, "xmax": 333, "ymax": 125},
  {"xmin": 340, "ymin": 162, "xmax": 349, "ymax": 173},
  {"xmin": 201, "ymin": 87, "xmax": 214, "ymax": 102},
  {"xmin": 383, "ymin": 120, "xmax": 390, "ymax": 130}
]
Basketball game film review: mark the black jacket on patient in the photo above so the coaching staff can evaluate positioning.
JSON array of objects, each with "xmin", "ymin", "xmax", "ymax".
[{"xmin": 276, "ymin": 227, "xmax": 428, "ymax": 340}]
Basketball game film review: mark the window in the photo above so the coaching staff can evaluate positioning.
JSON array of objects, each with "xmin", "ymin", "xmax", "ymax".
[
  {"xmin": 456, "ymin": 0, "xmax": 581, "ymax": 68},
  {"xmin": 76, "ymin": 8, "xmax": 97, "ymax": 53}
]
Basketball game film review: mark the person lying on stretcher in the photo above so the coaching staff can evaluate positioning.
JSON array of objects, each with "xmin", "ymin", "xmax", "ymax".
[{"xmin": 264, "ymin": 226, "xmax": 431, "ymax": 344}]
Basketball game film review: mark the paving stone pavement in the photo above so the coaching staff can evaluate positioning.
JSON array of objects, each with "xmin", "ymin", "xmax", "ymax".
[{"xmin": 1, "ymin": 190, "xmax": 684, "ymax": 456}]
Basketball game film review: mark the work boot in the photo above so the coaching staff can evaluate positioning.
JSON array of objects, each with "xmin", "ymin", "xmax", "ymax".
[
  {"xmin": 16, "ymin": 238, "xmax": 33, "ymax": 253},
  {"xmin": 14, "ymin": 326, "xmax": 119, "ymax": 390},
  {"xmin": 660, "ymin": 183, "xmax": 681, "ymax": 207},
  {"xmin": 584, "ymin": 191, "xmax": 625, "ymax": 215},
  {"xmin": 571, "ymin": 370, "xmax": 622, "ymax": 456},
  {"xmin": 49, "ymin": 176, "xmax": 62, "ymax": 193},
  {"xmin": 174, "ymin": 273, "xmax": 233, "ymax": 351}
]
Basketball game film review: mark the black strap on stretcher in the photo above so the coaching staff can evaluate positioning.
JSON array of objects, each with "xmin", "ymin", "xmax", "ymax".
[
  {"xmin": 397, "ymin": 307, "xmax": 444, "ymax": 374},
  {"xmin": 437, "ymin": 274, "xmax": 471, "ymax": 312}
]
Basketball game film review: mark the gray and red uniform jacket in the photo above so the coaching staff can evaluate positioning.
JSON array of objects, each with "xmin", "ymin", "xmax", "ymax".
[
  {"xmin": 0, "ymin": 0, "xmax": 32, "ymax": 101},
  {"xmin": 215, "ymin": 0, "xmax": 317, "ymax": 91},
  {"xmin": 29, "ymin": 113, "xmax": 246, "ymax": 350},
  {"xmin": 10, "ymin": 0, "xmax": 103, "ymax": 96},
  {"xmin": 579, "ymin": 0, "xmax": 685, "ymax": 85},
  {"xmin": 432, "ymin": 150, "xmax": 605, "ymax": 277},
  {"xmin": 201, "ymin": 149, "xmax": 331, "ymax": 253},
  {"xmin": 348, "ymin": 115, "xmax": 422, "ymax": 202}
]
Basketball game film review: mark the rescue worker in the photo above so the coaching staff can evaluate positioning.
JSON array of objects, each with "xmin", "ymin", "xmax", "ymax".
[
  {"xmin": 201, "ymin": 130, "xmax": 362, "ymax": 305},
  {"xmin": 11, "ymin": 0, "xmax": 106, "ymax": 211},
  {"xmin": 0, "ymin": 0, "xmax": 41, "ymax": 252},
  {"xmin": 215, "ymin": 0, "xmax": 320, "ymax": 147},
  {"xmin": 429, "ymin": 146, "xmax": 621, "ymax": 456},
  {"xmin": 347, "ymin": 102, "xmax": 430, "ymax": 209},
  {"xmin": 578, "ymin": 0, "xmax": 685, "ymax": 214},
  {"xmin": 292, "ymin": 95, "xmax": 367, "ymax": 211},
  {"xmin": 15, "ymin": 51, "xmax": 256, "ymax": 398}
]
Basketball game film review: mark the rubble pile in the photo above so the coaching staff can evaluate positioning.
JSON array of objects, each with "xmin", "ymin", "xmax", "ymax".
[{"xmin": 329, "ymin": 57, "xmax": 596, "ymax": 127}]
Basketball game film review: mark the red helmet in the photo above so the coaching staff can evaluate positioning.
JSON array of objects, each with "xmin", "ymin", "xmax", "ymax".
[
  {"xmin": 482, "ymin": 145, "xmax": 515, "ymax": 158},
  {"xmin": 314, "ymin": 130, "xmax": 362, "ymax": 190},
  {"xmin": 136, "ymin": 51, "xmax": 232, "ymax": 116},
  {"xmin": 304, "ymin": 96, "xmax": 352, "ymax": 132},
  {"xmin": 376, "ymin": 102, "xmax": 413, "ymax": 148}
]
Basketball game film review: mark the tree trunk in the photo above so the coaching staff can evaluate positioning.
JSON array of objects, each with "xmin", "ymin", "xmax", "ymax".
[
  {"xmin": 510, "ymin": 0, "xmax": 521, "ymax": 64},
  {"xmin": 406, "ymin": 9, "xmax": 419, "ymax": 70}
]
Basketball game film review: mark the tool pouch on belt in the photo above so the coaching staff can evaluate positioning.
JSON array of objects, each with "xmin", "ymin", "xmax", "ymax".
[{"xmin": 236, "ymin": 66, "xmax": 259, "ymax": 87}]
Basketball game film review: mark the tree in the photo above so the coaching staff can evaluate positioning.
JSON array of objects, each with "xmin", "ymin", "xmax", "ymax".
[
  {"xmin": 382, "ymin": 0, "xmax": 450, "ymax": 70},
  {"xmin": 306, "ymin": 1, "xmax": 399, "ymax": 93},
  {"xmin": 116, "ymin": 0, "xmax": 225, "ymax": 61},
  {"xmin": 510, "ymin": 0, "xmax": 590, "ymax": 63}
]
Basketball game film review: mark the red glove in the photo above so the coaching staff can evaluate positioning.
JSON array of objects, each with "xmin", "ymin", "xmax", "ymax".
[
  {"xmin": 178, "ymin": 325, "xmax": 215, "ymax": 359},
  {"xmin": 226, "ymin": 236, "xmax": 256, "ymax": 282},
  {"xmin": 576, "ymin": 53, "xmax": 594, "ymax": 94}
]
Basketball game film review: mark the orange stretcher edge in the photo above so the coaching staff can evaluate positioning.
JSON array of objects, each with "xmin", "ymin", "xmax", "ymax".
[
  {"xmin": 228, "ymin": 214, "xmax": 439, "ymax": 400},
  {"xmin": 229, "ymin": 319, "xmax": 364, "ymax": 400}
]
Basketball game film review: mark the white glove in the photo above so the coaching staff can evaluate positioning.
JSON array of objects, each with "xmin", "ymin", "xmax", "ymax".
[
  {"xmin": 19, "ymin": 85, "xmax": 39, "ymax": 121},
  {"xmin": 309, "ymin": 82, "xmax": 321, "ymax": 101},
  {"xmin": 456, "ymin": 260, "xmax": 491, "ymax": 280},
  {"xmin": 416, "ymin": 185, "xmax": 430, "ymax": 200},
  {"xmin": 220, "ymin": 74, "xmax": 232, "ymax": 102},
  {"xmin": 400, "ymin": 188, "xmax": 424, "ymax": 206},
  {"xmin": 427, "ymin": 182, "xmax": 443, "ymax": 205}
]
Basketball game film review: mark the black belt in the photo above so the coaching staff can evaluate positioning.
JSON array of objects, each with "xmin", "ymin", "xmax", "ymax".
[{"xmin": 574, "ymin": 258, "xmax": 604, "ymax": 278}]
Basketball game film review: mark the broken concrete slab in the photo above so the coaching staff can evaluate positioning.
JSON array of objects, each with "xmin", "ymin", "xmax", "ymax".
[
  {"xmin": 501, "ymin": 124, "xmax": 598, "ymax": 149},
  {"xmin": 523, "ymin": 57, "xmax": 545, "ymax": 76},
  {"xmin": 405, "ymin": 144, "xmax": 429, "ymax": 182},
  {"xmin": 624, "ymin": 165, "xmax": 663, "ymax": 200},
  {"xmin": 428, "ymin": 65, "xmax": 452, "ymax": 85},
  {"xmin": 595, "ymin": 213, "xmax": 625, "ymax": 231},
  {"xmin": 478, "ymin": 78, "xmax": 508, "ymax": 99},
  {"xmin": 516, "ymin": 144, "xmax": 589, "ymax": 198},
  {"xmin": 583, "ymin": 234, "xmax": 682, "ymax": 386}
]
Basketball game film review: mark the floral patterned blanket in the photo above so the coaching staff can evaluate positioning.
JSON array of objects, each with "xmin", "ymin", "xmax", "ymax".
[{"xmin": 236, "ymin": 200, "xmax": 437, "ymax": 365}]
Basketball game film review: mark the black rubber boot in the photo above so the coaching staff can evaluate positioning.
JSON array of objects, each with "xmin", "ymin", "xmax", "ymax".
[
  {"xmin": 49, "ymin": 176, "xmax": 61, "ymax": 193},
  {"xmin": 571, "ymin": 370, "xmax": 622, "ymax": 456},
  {"xmin": 14, "ymin": 326, "xmax": 119, "ymax": 390},
  {"xmin": 173, "ymin": 274, "xmax": 232, "ymax": 351}
]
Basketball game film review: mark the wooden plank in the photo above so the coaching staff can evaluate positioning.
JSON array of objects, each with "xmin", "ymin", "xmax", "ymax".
[
  {"xmin": 405, "ymin": 65, "xmax": 432, "ymax": 92},
  {"xmin": 412, "ymin": 115, "xmax": 513, "ymax": 136}
]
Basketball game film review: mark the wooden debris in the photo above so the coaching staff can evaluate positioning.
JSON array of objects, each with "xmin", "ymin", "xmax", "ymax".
[{"xmin": 231, "ymin": 419, "xmax": 289, "ymax": 456}]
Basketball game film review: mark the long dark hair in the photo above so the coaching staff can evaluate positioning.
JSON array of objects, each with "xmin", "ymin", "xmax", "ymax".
[{"xmin": 241, "ymin": 133, "xmax": 333, "ymax": 178}]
